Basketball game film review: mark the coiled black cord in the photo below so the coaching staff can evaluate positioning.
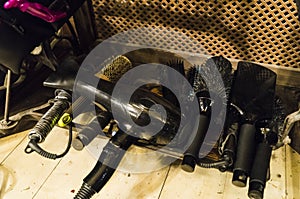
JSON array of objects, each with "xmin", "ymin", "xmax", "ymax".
[
  {"xmin": 25, "ymin": 123, "xmax": 73, "ymax": 160},
  {"xmin": 28, "ymin": 90, "xmax": 71, "ymax": 142},
  {"xmin": 75, "ymin": 182, "xmax": 96, "ymax": 199},
  {"xmin": 29, "ymin": 100, "xmax": 70, "ymax": 142},
  {"xmin": 74, "ymin": 131, "xmax": 134, "ymax": 199},
  {"xmin": 197, "ymin": 155, "xmax": 231, "ymax": 172},
  {"xmin": 25, "ymin": 89, "xmax": 72, "ymax": 159},
  {"xmin": 198, "ymin": 160, "xmax": 228, "ymax": 169}
]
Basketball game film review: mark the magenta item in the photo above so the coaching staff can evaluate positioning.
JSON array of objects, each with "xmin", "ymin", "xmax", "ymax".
[{"xmin": 3, "ymin": 0, "xmax": 67, "ymax": 23}]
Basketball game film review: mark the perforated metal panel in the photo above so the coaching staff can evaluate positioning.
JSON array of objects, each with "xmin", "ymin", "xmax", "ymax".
[{"xmin": 91, "ymin": 0, "xmax": 300, "ymax": 69}]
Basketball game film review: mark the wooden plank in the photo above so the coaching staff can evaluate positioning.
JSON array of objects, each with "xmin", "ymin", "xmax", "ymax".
[
  {"xmin": 94, "ymin": 166, "xmax": 170, "ymax": 199},
  {"xmin": 33, "ymin": 147, "xmax": 96, "ymax": 199},
  {"xmin": 264, "ymin": 146, "xmax": 287, "ymax": 199},
  {"xmin": 221, "ymin": 172, "xmax": 248, "ymax": 199},
  {"xmin": 1, "ymin": 127, "xmax": 296, "ymax": 199},
  {"xmin": 33, "ymin": 136, "xmax": 107, "ymax": 199},
  {"xmin": 221, "ymin": 146, "xmax": 286, "ymax": 199},
  {"xmin": 159, "ymin": 160, "xmax": 226, "ymax": 199},
  {"xmin": 35, "ymin": 137, "xmax": 170, "ymax": 199},
  {"xmin": 286, "ymin": 146, "xmax": 300, "ymax": 199},
  {"xmin": 0, "ymin": 127, "xmax": 69, "ymax": 199},
  {"xmin": 0, "ymin": 131, "xmax": 27, "ymax": 163},
  {"xmin": 94, "ymin": 146, "xmax": 173, "ymax": 199}
]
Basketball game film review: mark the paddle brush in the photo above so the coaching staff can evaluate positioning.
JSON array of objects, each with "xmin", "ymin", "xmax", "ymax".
[
  {"xmin": 231, "ymin": 62, "xmax": 277, "ymax": 187},
  {"xmin": 181, "ymin": 56, "xmax": 233, "ymax": 172}
]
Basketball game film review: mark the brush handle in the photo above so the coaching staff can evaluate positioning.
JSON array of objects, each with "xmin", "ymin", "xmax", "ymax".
[
  {"xmin": 232, "ymin": 123, "xmax": 257, "ymax": 187},
  {"xmin": 181, "ymin": 114, "xmax": 210, "ymax": 172},
  {"xmin": 248, "ymin": 142, "xmax": 272, "ymax": 199},
  {"xmin": 72, "ymin": 110, "xmax": 112, "ymax": 151}
]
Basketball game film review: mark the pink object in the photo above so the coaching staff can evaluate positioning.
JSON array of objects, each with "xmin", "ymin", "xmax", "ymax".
[{"xmin": 3, "ymin": 0, "xmax": 67, "ymax": 23}]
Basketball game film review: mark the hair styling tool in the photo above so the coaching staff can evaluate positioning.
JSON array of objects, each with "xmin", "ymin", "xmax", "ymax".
[
  {"xmin": 75, "ymin": 72, "xmax": 182, "ymax": 143},
  {"xmin": 214, "ymin": 103, "xmax": 243, "ymax": 172},
  {"xmin": 247, "ymin": 96, "xmax": 285, "ymax": 199},
  {"xmin": 247, "ymin": 128, "xmax": 276, "ymax": 199},
  {"xmin": 161, "ymin": 60, "xmax": 185, "ymax": 107},
  {"xmin": 72, "ymin": 109, "xmax": 112, "ymax": 151},
  {"xmin": 74, "ymin": 129, "xmax": 136, "ymax": 199},
  {"xmin": 72, "ymin": 55, "xmax": 133, "ymax": 149},
  {"xmin": 270, "ymin": 96, "xmax": 286, "ymax": 149},
  {"xmin": 74, "ymin": 59, "xmax": 185, "ymax": 198},
  {"xmin": 231, "ymin": 62, "xmax": 276, "ymax": 187},
  {"xmin": 24, "ymin": 89, "xmax": 72, "ymax": 159},
  {"xmin": 73, "ymin": 56, "xmax": 189, "ymax": 155},
  {"xmin": 99, "ymin": 55, "xmax": 133, "ymax": 83},
  {"xmin": 181, "ymin": 56, "xmax": 233, "ymax": 172}
]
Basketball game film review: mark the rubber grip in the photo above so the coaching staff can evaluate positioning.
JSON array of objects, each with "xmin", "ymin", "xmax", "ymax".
[
  {"xmin": 83, "ymin": 141, "xmax": 125, "ymax": 192},
  {"xmin": 72, "ymin": 110, "xmax": 111, "ymax": 151},
  {"xmin": 232, "ymin": 123, "xmax": 256, "ymax": 187},
  {"xmin": 248, "ymin": 142, "xmax": 272, "ymax": 199},
  {"xmin": 181, "ymin": 114, "xmax": 210, "ymax": 172},
  {"xmin": 83, "ymin": 131, "xmax": 133, "ymax": 193}
]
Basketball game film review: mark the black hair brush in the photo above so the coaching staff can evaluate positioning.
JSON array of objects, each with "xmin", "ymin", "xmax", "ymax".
[
  {"xmin": 73, "ymin": 55, "xmax": 133, "ymax": 150},
  {"xmin": 231, "ymin": 61, "xmax": 277, "ymax": 188},
  {"xmin": 217, "ymin": 103, "xmax": 242, "ymax": 171},
  {"xmin": 161, "ymin": 59, "xmax": 185, "ymax": 108},
  {"xmin": 181, "ymin": 56, "xmax": 234, "ymax": 172},
  {"xmin": 247, "ymin": 96, "xmax": 286, "ymax": 199}
]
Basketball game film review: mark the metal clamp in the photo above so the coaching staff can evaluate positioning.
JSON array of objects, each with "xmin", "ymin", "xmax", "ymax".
[{"xmin": 277, "ymin": 106, "xmax": 300, "ymax": 147}]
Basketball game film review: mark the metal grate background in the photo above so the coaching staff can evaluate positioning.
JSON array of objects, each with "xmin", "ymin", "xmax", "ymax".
[{"xmin": 91, "ymin": 0, "xmax": 300, "ymax": 69}]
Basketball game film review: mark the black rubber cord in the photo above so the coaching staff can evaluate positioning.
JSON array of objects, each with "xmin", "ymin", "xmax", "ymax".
[{"xmin": 25, "ymin": 124, "xmax": 73, "ymax": 160}]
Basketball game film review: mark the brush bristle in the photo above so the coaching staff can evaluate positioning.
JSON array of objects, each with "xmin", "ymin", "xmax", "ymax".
[
  {"xmin": 167, "ymin": 60, "xmax": 185, "ymax": 76},
  {"xmin": 208, "ymin": 56, "xmax": 233, "ymax": 96},
  {"xmin": 188, "ymin": 64, "xmax": 207, "ymax": 94},
  {"xmin": 162, "ymin": 59, "xmax": 186, "ymax": 107},
  {"xmin": 100, "ymin": 55, "xmax": 133, "ymax": 83},
  {"xmin": 187, "ymin": 56, "xmax": 233, "ymax": 100},
  {"xmin": 270, "ymin": 96, "xmax": 286, "ymax": 137}
]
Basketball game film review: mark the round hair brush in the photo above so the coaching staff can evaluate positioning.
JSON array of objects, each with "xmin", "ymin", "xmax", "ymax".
[
  {"xmin": 270, "ymin": 96, "xmax": 286, "ymax": 148},
  {"xmin": 181, "ymin": 56, "xmax": 233, "ymax": 172},
  {"xmin": 247, "ymin": 96, "xmax": 285, "ymax": 199},
  {"xmin": 231, "ymin": 62, "xmax": 277, "ymax": 187},
  {"xmin": 98, "ymin": 55, "xmax": 133, "ymax": 83},
  {"xmin": 74, "ymin": 55, "xmax": 133, "ymax": 149},
  {"xmin": 161, "ymin": 59, "xmax": 185, "ymax": 108},
  {"xmin": 217, "ymin": 103, "xmax": 243, "ymax": 172}
]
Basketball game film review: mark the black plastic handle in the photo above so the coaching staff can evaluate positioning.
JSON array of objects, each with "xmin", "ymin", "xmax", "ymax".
[
  {"xmin": 28, "ymin": 89, "xmax": 71, "ymax": 142},
  {"xmin": 248, "ymin": 142, "xmax": 272, "ymax": 199},
  {"xmin": 74, "ymin": 131, "xmax": 133, "ymax": 199},
  {"xmin": 72, "ymin": 109, "xmax": 112, "ymax": 151},
  {"xmin": 181, "ymin": 114, "xmax": 210, "ymax": 172},
  {"xmin": 232, "ymin": 123, "xmax": 257, "ymax": 187}
]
